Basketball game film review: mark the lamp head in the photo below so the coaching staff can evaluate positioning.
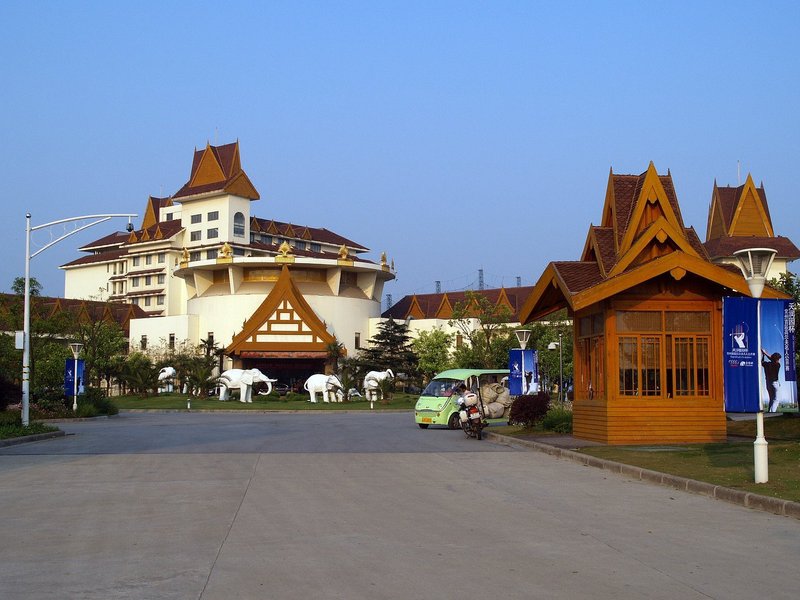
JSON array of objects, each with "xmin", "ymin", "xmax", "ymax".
[
  {"xmin": 733, "ymin": 248, "xmax": 777, "ymax": 299},
  {"xmin": 514, "ymin": 329, "xmax": 531, "ymax": 350}
]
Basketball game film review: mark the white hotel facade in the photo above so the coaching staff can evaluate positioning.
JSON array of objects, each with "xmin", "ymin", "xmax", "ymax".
[{"xmin": 61, "ymin": 141, "xmax": 395, "ymax": 384}]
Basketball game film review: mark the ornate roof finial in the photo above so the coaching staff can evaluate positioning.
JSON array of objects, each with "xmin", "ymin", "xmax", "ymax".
[
  {"xmin": 279, "ymin": 241, "xmax": 293, "ymax": 257},
  {"xmin": 380, "ymin": 251, "xmax": 387, "ymax": 267},
  {"xmin": 338, "ymin": 245, "xmax": 349, "ymax": 260},
  {"xmin": 181, "ymin": 247, "xmax": 190, "ymax": 262},
  {"xmin": 219, "ymin": 242, "xmax": 233, "ymax": 258}
]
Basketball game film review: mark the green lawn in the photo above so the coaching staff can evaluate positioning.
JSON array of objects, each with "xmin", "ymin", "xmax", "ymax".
[
  {"xmin": 111, "ymin": 392, "xmax": 418, "ymax": 411},
  {"xmin": 501, "ymin": 415, "xmax": 800, "ymax": 503}
]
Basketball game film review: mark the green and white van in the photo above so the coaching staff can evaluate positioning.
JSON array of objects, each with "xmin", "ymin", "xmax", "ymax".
[{"xmin": 414, "ymin": 368, "xmax": 509, "ymax": 429}]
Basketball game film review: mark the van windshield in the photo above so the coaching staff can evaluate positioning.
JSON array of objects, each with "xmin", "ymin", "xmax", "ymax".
[{"xmin": 421, "ymin": 378, "xmax": 462, "ymax": 398}]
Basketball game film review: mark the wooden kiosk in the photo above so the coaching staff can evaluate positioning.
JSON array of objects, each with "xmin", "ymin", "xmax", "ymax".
[{"xmin": 519, "ymin": 164, "xmax": 786, "ymax": 445}]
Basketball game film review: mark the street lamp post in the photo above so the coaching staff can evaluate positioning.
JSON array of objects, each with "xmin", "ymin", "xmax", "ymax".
[
  {"xmin": 21, "ymin": 212, "xmax": 136, "ymax": 426},
  {"xmin": 733, "ymin": 247, "xmax": 777, "ymax": 484},
  {"xmin": 69, "ymin": 342, "xmax": 83, "ymax": 411},
  {"xmin": 547, "ymin": 332, "xmax": 564, "ymax": 404}
]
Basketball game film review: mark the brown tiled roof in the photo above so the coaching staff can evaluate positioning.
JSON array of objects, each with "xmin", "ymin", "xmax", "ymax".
[
  {"xmin": 551, "ymin": 262, "xmax": 604, "ymax": 294},
  {"xmin": 251, "ymin": 217, "xmax": 368, "ymax": 251},
  {"xmin": 0, "ymin": 293, "xmax": 147, "ymax": 334},
  {"xmin": 78, "ymin": 232, "xmax": 130, "ymax": 252},
  {"xmin": 713, "ymin": 184, "xmax": 771, "ymax": 236},
  {"xmin": 125, "ymin": 220, "xmax": 184, "ymax": 245},
  {"xmin": 592, "ymin": 227, "xmax": 617, "ymax": 273},
  {"xmin": 173, "ymin": 142, "xmax": 259, "ymax": 201},
  {"xmin": 704, "ymin": 235, "xmax": 800, "ymax": 260},
  {"xmin": 61, "ymin": 248, "xmax": 127, "ymax": 268},
  {"xmin": 684, "ymin": 227, "xmax": 710, "ymax": 260},
  {"xmin": 382, "ymin": 295, "xmax": 414, "ymax": 319},
  {"xmin": 611, "ymin": 171, "xmax": 685, "ymax": 245},
  {"xmin": 381, "ymin": 286, "xmax": 536, "ymax": 320}
]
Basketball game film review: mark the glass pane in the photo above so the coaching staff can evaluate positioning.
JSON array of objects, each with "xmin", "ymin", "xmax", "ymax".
[
  {"xmin": 617, "ymin": 311, "xmax": 662, "ymax": 332},
  {"xmin": 665, "ymin": 311, "xmax": 710, "ymax": 332},
  {"xmin": 579, "ymin": 316, "xmax": 592, "ymax": 337},
  {"xmin": 696, "ymin": 337, "xmax": 710, "ymax": 396},
  {"xmin": 641, "ymin": 336, "xmax": 661, "ymax": 396},
  {"xmin": 618, "ymin": 337, "xmax": 638, "ymax": 395},
  {"xmin": 673, "ymin": 336, "xmax": 694, "ymax": 396}
]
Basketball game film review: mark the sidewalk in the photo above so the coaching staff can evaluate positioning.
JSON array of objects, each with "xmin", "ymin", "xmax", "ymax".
[{"xmin": 484, "ymin": 430, "xmax": 800, "ymax": 521}]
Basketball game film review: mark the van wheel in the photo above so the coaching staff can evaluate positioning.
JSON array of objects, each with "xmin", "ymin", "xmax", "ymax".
[
  {"xmin": 418, "ymin": 423, "xmax": 429, "ymax": 429},
  {"xmin": 447, "ymin": 413, "xmax": 460, "ymax": 430}
]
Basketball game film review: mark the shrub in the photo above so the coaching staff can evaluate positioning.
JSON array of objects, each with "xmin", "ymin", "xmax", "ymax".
[
  {"xmin": 82, "ymin": 388, "xmax": 119, "ymax": 416},
  {"xmin": 508, "ymin": 392, "xmax": 551, "ymax": 428},
  {"xmin": 542, "ymin": 406, "xmax": 573, "ymax": 433}
]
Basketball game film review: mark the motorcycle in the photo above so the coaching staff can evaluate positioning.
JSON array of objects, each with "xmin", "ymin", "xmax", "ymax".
[{"xmin": 457, "ymin": 392, "xmax": 484, "ymax": 440}]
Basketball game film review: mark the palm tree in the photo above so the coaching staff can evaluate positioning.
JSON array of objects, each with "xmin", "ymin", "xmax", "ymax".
[{"xmin": 326, "ymin": 340, "xmax": 345, "ymax": 374}]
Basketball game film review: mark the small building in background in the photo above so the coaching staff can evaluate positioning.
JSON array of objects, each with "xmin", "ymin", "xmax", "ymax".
[
  {"xmin": 519, "ymin": 163, "xmax": 790, "ymax": 445},
  {"xmin": 704, "ymin": 174, "xmax": 799, "ymax": 277}
]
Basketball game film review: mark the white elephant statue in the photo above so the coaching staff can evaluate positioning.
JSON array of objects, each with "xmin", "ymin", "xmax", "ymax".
[
  {"xmin": 363, "ymin": 369, "xmax": 394, "ymax": 403},
  {"xmin": 304, "ymin": 374, "xmax": 345, "ymax": 403},
  {"xmin": 218, "ymin": 368, "xmax": 277, "ymax": 403},
  {"xmin": 158, "ymin": 366, "xmax": 176, "ymax": 393}
]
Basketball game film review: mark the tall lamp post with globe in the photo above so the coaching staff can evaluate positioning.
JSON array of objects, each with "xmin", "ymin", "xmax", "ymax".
[
  {"xmin": 21, "ymin": 212, "xmax": 136, "ymax": 426},
  {"xmin": 733, "ymin": 247, "xmax": 777, "ymax": 484}
]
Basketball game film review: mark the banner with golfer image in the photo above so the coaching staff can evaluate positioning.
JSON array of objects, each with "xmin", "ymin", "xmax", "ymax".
[
  {"xmin": 723, "ymin": 297, "xmax": 797, "ymax": 413},
  {"xmin": 508, "ymin": 349, "xmax": 538, "ymax": 396}
]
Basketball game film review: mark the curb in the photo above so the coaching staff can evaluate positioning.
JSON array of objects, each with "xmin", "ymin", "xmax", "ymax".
[
  {"xmin": 484, "ymin": 431, "xmax": 800, "ymax": 521},
  {"xmin": 0, "ymin": 430, "xmax": 66, "ymax": 448}
]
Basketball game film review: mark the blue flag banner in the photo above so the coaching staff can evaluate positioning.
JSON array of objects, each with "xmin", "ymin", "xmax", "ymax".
[
  {"xmin": 759, "ymin": 299, "xmax": 797, "ymax": 412},
  {"xmin": 64, "ymin": 359, "xmax": 85, "ymax": 397},
  {"xmin": 723, "ymin": 297, "xmax": 759, "ymax": 412},
  {"xmin": 723, "ymin": 297, "xmax": 798, "ymax": 413},
  {"xmin": 508, "ymin": 349, "xmax": 538, "ymax": 395}
]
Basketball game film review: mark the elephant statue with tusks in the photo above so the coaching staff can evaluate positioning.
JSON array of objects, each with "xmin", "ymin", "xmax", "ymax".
[
  {"xmin": 363, "ymin": 369, "xmax": 394, "ymax": 403},
  {"xmin": 218, "ymin": 368, "xmax": 277, "ymax": 403},
  {"xmin": 304, "ymin": 374, "xmax": 345, "ymax": 403},
  {"xmin": 157, "ymin": 366, "xmax": 176, "ymax": 393}
]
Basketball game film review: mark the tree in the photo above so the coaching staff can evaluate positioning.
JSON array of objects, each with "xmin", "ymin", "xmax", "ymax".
[
  {"xmin": 74, "ymin": 320, "xmax": 127, "ymax": 388},
  {"xmin": 769, "ymin": 271, "xmax": 799, "ymax": 378},
  {"xmin": 412, "ymin": 328, "xmax": 453, "ymax": 380},
  {"xmin": 449, "ymin": 291, "xmax": 514, "ymax": 368},
  {"xmin": 357, "ymin": 319, "xmax": 418, "ymax": 382},
  {"xmin": 326, "ymin": 340, "xmax": 345, "ymax": 374},
  {"xmin": 11, "ymin": 276, "xmax": 42, "ymax": 297},
  {"xmin": 517, "ymin": 311, "xmax": 573, "ymax": 397},
  {"xmin": 121, "ymin": 352, "xmax": 158, "ymax": 396}
]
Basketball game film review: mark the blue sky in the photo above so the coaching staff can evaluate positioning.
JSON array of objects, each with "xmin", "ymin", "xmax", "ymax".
[{"xmin": 1, "ymin": 1, "xmax": 798, "ymax": 306}]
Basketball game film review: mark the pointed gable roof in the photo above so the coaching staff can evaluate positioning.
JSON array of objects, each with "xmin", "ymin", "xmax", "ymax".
[
  {"xmin": 141, "ymin": 196, "xmax": 173, "ymax": 230},
  {"xmin": 520, "ymin": 164, "xmax": 784, "ymax": 324},
  {"xmin": 173, "ymin": 141, "xmax": 260, "ymax": 201},
  {"xmin": 703, "ymin": 174, "xmax": 799, "ymax": 261},
  {"xmin": 381, "ymin": 287, "xmax": 536, "ymax": 321},
  {"xmin": 706, "ymin": 174, "xmax": 773, "ymax": 240},
  {"xmin": 226, "ymin": 266, "xmax": 335, "ymax": 355}
]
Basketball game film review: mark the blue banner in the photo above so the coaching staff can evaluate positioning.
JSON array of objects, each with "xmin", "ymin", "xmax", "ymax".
[
  {"xmin": 723, "ymin": 297, "xmax": 759, "ymax": 412},
  {"xmin": 508, "ymin": 349, "xmax": 538, "ymax": 395},
  {"xmin": 723, "ymin": 297, "xmax": 798, "ymax": 413},
  {"xmin": 759, "ymin": 299, "xmax": 797, "ymax": 412},
  {"xmin": 64, "ymin": 359, "xmax": 85, "ymax": 397}
]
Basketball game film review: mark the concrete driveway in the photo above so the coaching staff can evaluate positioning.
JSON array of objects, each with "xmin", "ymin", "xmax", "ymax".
[{"xmin": 1, "ymin": 412, "xmax": 797, "ymax": 599}]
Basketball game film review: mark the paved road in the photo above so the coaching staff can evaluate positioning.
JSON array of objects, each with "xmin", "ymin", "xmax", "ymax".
[{"xmin": 1, "ymin": 412, "xmax": 797, "ymax": 599}]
